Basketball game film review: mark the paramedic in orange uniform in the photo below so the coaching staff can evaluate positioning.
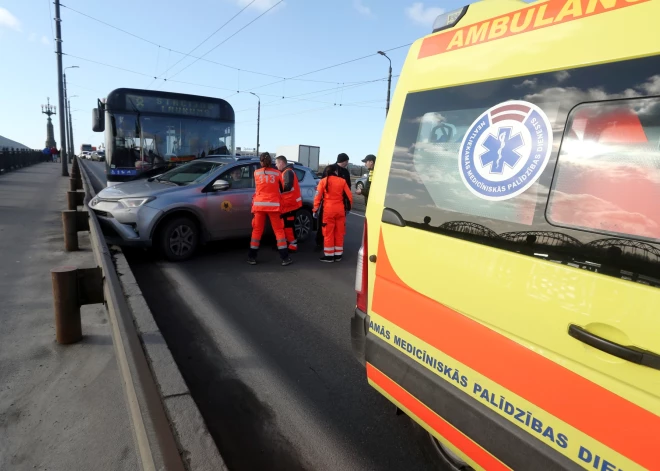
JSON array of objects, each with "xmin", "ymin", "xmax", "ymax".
[
  {"xmin": 248, "ymin": 153, "xmax": 293, "ymax": 266},
  {"xmin": 275, "ymin": 155, "xmax": 303, "ymax": 253},
  {"xmin": 313, "ymin": 164, "xmax": 353, "ymax": 263}
]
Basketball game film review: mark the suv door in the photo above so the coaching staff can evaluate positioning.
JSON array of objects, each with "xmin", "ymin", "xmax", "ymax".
[{"xmin": 206, "ymin": 163, "xmax": 256, "ymax": 238}]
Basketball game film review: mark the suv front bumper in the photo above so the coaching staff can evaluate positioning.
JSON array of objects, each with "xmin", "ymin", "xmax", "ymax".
[{"xmin": 90, "ymin": 199, "xmax": 163, "ymax": 247}]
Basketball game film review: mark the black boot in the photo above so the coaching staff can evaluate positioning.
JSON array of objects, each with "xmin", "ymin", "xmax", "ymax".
[
  {"xmin": 247, "ymin": 248, "xmax": 258, "ymax": 265},
  {"xmin": 279, "ymin": 248, "xmax": 292, "ymax": 266}
]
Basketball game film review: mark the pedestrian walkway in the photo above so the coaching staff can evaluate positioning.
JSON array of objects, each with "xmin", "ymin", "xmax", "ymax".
[{"xmin": 0, "ymin": 163, "xmax": 138, "ymax": 470}]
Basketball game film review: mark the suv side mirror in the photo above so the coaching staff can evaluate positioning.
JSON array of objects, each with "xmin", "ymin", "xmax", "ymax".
[
  {"xmin": 212, "ymin": 179, "xmax": 230, "ymax": 191},
  {"xmin": 92, "ymin": 108, "xmax": 105, "ymax": 132}
]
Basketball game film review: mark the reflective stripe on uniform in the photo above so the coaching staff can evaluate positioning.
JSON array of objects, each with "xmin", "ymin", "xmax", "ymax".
[
  {"xmin": 254, "ymin": 201, "xmax": 280, "ymax": 207},
  {"xmin": 295, "ymin": 197, "xmax": 302, "ymax": 202},
  {"xmin": 324, "ymin": 248, "xmax": 335, "ymax": 255},
  {"xmin": 264, "ymin": 170, "xmax": 280, "ymax": 177},
  {"xmin": 277, "ymin": 238, "xmax": 287, "ymax": 248}
]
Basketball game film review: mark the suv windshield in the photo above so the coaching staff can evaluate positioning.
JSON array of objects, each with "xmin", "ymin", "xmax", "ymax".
[{"xmin": 156, "ymin": 161, "xmax": 226, "ymax": 185}]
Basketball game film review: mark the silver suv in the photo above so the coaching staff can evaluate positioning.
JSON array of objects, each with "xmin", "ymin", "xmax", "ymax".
[{"xmin": 90, "ymin": 157, "xmax": 319, "ymax": 261}]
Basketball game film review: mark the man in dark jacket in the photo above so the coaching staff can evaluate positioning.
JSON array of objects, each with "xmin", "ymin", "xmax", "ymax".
[
  {"xmin": 336, "ymin": 153, "xmax": 352, "ymax": 190},
  {"xmin": 357, "ymin": 154, "xmax": 376, "ymax": 206}
]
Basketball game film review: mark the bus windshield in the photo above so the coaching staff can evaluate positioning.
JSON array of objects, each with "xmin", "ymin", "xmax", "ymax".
[{"xmin": 107, "ymin": 113, "xmax": 233, "ymax": 178}]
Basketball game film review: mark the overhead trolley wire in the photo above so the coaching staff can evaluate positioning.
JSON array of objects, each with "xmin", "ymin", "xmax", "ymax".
[
  {"xmin": 61, "ymin": 2, "xmax": 410, "ymax": 90},
  {"xmin": 153, "ymin": 0, "xmax": 259, "ymax": 83},
  {"xmin": 60, "ymin": 2, "xmax": 344, "ymax": 86},
  {"xmin": 244, "ymin": 43, "xmax": 412, "ymax": 93},
  {"xmin": 64, "ymin": 52, "xmax": 391, "ymax": 111},
  {"xmin": 165, "ymin": 0, "xmax": 285, "ymax": 81}
]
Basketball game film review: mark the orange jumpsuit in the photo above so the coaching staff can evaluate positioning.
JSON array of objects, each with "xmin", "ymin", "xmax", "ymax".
[
  {"xmin": 250, "ymin": 167, "xmax": 288, "ymax": 258},
  {"xmin": 280, "ymin": 165, "xmax": 303, "ymax": 252},
  {"xmin": 313, "ymin": 175, "xmax": 353, "ymax": 259}
]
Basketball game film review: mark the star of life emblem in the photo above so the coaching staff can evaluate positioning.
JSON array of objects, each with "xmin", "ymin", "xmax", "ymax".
[{"xmin": 458, "ymin": 100, "xmax": 553, "ymax": 201}]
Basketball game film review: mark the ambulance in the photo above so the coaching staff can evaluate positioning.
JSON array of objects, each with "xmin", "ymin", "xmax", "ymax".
[{"xmin": 351, "ymin": 0, "xmax": 660, "ymax": 469}]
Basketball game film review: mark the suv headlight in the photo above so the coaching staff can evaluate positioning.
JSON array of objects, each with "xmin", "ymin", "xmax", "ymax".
[{"xmin": 119, "ymin": 197, "xmax": 155, "ymax": 208}]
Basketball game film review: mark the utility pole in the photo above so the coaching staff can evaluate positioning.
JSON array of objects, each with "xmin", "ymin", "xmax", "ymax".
[
  {"xmin": 378, "ymin": 51, "xmax": 392, "ymax": 117},
  {"xmin": 54, "ymin": 0, "xmax": 68, "ymax": 176},
  {"xmin": 63, "ymin": 73, "xmax": 70, "ymax": 162},
  {"xmin": 68, "ymin": 99, "xmax": 75, "ymax": 161},
  {"xmin": 249, "ymin": 92, "xmax": 261, "ymax": 155},
  {"xmin": 64, "ymin": 66, "xmax": 78, "ymax": 162}
]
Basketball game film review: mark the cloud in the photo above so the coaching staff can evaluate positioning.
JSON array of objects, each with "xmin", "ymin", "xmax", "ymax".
[
  {"xmin": 524, "ymin": 86, "xmax": 639, "ymax": 104},
  {"xmin": 514, "ymin": 78, "xmax": 538, "ymax": 89},
  {"xmin": 0, "ymin": 7, "xmax": 21, "ymax": 32},
  {"xmin": 406, "ymin": 2, "xmax": 444, "ymax": 27},
  {"xmin": 555, "ymin": 71, "xmax": 570, "ymax": 83},
  {"xmin": 640, "ymin": 75, "xmax": 660, "ymax": 95},
  {"xmin": 41, "ymin": 35, "xmax": 50, "ymax": 46},
  {"xmin": 353, "ymin": 0, "xmax": 372, "ymax": 16},
  {"xmin": 235, "ymin": 0, "xmax": 284, "ymax": 13},
  {"xmin": 549, "ymin": 191, "xmax": 660, "ymax": 240},
  {"xmin": 28, "ymin": 32, "xmax": 37, "ymax": 42}
]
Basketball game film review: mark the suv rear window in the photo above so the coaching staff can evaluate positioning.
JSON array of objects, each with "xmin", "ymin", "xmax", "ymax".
[{"xmin": 385, "ymin": 55, "xmax": 660, "ymax": 286}]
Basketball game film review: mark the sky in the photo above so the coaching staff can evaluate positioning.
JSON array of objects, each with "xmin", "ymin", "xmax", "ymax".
[{"xmin": 0, "ymin": 0, "xmax": 467, "ymax": 164}]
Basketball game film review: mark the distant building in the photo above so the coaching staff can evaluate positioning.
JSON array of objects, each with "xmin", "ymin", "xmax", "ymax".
[{"xmin": 0, "ymin": 135, "xmax": 30, "ymax": 150}]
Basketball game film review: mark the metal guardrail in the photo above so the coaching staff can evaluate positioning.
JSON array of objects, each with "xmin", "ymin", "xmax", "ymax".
[
  {"xmin": 0, "ymin": 147, "xmax": 50, "ymax": 172},
  {"xmin": 77, "ymin": 158, "xmax": 186, "ymax": 471}
]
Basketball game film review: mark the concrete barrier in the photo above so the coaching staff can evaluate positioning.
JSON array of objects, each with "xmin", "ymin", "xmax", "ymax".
[{"xmin": 78, "ymin": 159, "xmax": 227, "ymax": 471}]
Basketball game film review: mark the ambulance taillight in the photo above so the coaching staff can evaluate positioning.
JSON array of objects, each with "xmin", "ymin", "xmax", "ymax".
[{"xmin": 355, "ymin": 219, "xmax": 368, "ymax": 312}]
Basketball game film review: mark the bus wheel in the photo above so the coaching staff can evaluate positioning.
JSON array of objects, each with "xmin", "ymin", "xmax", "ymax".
[{"xmin": 160, "ymin": 217, "xmax": 199, "ymax": 262}]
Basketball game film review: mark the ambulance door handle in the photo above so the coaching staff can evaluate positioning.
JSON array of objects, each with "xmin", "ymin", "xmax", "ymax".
[{"xmin": 568, "ymin": 324, "xmax": 660, "ymax": 371}]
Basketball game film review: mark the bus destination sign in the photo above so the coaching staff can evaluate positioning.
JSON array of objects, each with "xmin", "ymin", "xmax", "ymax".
[{"xmin": 126, "ymin": 94, "xmax": 222, "ymax": 118}]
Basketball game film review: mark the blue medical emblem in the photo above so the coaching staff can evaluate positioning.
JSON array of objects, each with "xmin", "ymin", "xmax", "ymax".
[
  {"xmin": 479, "ymin": 127, "xmax": 524, "ymax": 174},
  {"xmin": 457, "ymin": 101, "xmax": 553, "ymax": 201}
]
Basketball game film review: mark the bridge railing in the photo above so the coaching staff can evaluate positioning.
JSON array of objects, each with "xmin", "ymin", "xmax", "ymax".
[{"xmin": 0, "ymin": 147, "xmax": 50, "ymax": 173}]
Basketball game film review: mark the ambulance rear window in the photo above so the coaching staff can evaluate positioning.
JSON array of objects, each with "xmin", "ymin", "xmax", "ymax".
[
  {"xmin": 548, "ymin": 98, "xmax": 660, "ymax": 243},
  {"xmin": 384, "ymin": 54, "xmax": 660, "ymax": 285}
]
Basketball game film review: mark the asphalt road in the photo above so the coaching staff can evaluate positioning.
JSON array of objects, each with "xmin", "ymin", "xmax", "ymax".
[{"xmin": 83, "ymin": 161, "xmax": 437, "ymax": 471}]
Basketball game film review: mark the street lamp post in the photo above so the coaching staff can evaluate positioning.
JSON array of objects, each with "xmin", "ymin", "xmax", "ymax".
[
  {"xmin": 249, "ymin": 92, "xmax": 261, "ymax": 156},
  {"xmin": 68, "ymin": 96, "xmax": 78, "ymax": 163},
  {"xmin": 377, "ymin": 51, "xmax": 392, "ymax": 117},
  {"xmin": 63, "ymin": 66, "xmax": 79, "ymax": 162},
  {"xmin": 54, "ymin": 0, "xmax": 68, "ymax": 176}
]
